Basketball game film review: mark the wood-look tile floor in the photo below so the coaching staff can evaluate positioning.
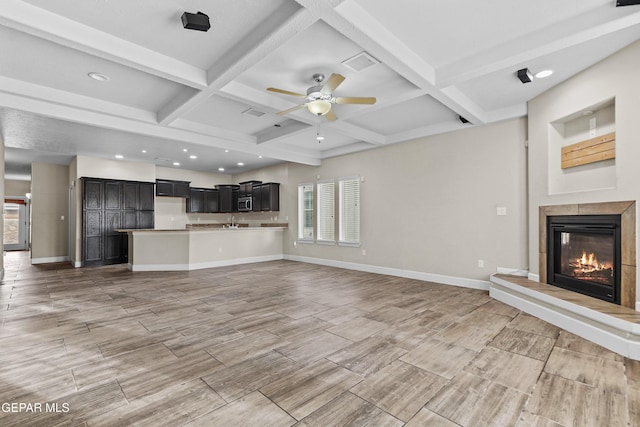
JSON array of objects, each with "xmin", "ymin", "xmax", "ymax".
[{"xmin": 1, "ymin": 251, "xmax": 638, "ymax": 427}]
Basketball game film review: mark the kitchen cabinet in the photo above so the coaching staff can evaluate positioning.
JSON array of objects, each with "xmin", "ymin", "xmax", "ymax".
[
  {"xmin": 239, "ymin": 180, "xmax": 262, "ymax": 196},
  {"xmin": 204, "ymin": 189, "xmax": 219, "ymax": 213},
  {"xmin": 82, "ymin": 178, "xmax": 155, "ymax": 267},
  {"xmin": 253, "ymin": 183, "xmax": 280, "ymax": 211},
  {"xmin": 156, "ymin": 179, "xmax": 190, "ymax": 197},
  {"xmin": 189, "ymin": 188, "xmax": 220, "ymax": 213},
  {"xmin": 188, "ymin": 188, "xmax": 205, "ymax": 213},
  {"xmin": 216, "ymin": 185, "xmax": 239, "ymax": 213}
]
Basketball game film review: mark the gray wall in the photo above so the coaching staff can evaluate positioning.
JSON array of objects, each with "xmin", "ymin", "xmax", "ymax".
[
  {"xmin": 31, "ymin": 162, "xmax": 69, "ymax": 262},
  {"xmin": 247, "ymin": 117, "xmax": 529, "ymax": 284}
]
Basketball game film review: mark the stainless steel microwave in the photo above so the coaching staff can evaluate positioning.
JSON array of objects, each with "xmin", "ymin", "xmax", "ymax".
[{"xmin": 238, "ymin": 196, "xmax": 252, "ymax": 212}]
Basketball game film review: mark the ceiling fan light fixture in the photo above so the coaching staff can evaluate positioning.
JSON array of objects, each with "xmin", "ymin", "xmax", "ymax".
[{"xmin": 307, "ymin": 100, "xmax": 331, "ymax": 116}]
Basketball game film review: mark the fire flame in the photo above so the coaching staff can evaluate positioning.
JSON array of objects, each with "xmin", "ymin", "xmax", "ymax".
[{"xmin": 575, "ymin": 251, "xmax": 609, "ymax": 272}]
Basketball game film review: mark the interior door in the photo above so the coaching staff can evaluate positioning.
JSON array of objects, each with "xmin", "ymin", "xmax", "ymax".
[{"xmin": 3, "ymin": 200, "xmax": 28, "ymax": 251}]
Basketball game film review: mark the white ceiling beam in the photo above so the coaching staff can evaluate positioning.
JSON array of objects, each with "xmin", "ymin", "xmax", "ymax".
[
  {"xmin": 328, "ymin": 121, "xmax": 386, "ymax": 145},
  {"xmin": 256, "ymin": 121, "xmax": 311, "ymax": 145},
  {"xmin": 437, "ymin": 9, "xmax": 640, "ymax": 87},
  {"xmin": 386, "ymin": 121, "xmax": 471, "ymax": 145},
  {"xmin": 0, "ymin": 0, "xmax": 207, "ymax": 89},
  {"xmin": 0, "ymin": 76, "xmax": 157, "ymax": 123},
  {"xmin": 317, "ymin": 0, "xmax": 486, "ymax": 125},
  {"xmin": 0, "ymin": 85, "xmax": 319, "ymax": 166},
  {"xmin": 157, "ymin": 5, "xmax": 317, "ymax": 126}
]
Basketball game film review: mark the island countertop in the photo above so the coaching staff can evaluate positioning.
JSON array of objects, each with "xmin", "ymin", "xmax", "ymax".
[
  {"xmin": 116, "ymin": 223, "xmax": 288, "ymax": 233},
  {"xmin": 120, "ymin": 225, "xmax": 287, "ymax": 271}
]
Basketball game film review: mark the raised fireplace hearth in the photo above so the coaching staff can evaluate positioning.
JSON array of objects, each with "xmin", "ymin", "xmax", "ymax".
[
  {"xmin": 547, "ymin": 215, "xmax": 620, "ymax": 304},
  {"xmin": 539, "ymin": 201, "xmax": 636, "ymax": 309}
]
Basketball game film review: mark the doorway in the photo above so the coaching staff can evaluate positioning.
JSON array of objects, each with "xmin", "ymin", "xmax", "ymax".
[{"xmin": 4, "ymin": 198, "xmax": 29, "ymax": 251}]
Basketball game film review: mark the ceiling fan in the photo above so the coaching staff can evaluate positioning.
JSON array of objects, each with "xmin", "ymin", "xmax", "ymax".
[{"xmin": 267, "ymin": 73, "xmax": 376, "ymax": 121}]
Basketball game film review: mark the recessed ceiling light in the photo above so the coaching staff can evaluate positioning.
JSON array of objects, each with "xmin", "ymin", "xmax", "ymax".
[
  {"xmin": 173, "ymin": 162, "xmax": 180, "ymax": 166},
  {"xmin": 141, "ymin": 149, "xmax": 147, "ymax": 153},
  {"xmin": 582, "ymin": 110, "xmax": 594, "ymax": 116},
  {"xmin": 258, "ymin": 155, "xmax": 263, "ymax": 159},
  {"xmin": 189, "ymin": 155, "xmax": 197, "ymax": 159},
  {"xmin": 183, "ymin": 148, "xmax": 188, "ymax": 152},
  {"xmin": 237, "ymin": 162, "xmax": 244, "ymax": 166},
  {"xmin": 88, "ymin": 72, "xmax": 110, "ymax": 82},
  {"xmin": 218, "ymin": 167, "xmax": 225, "ymax": 172},
  {"xmin": 535, "ymin": 70, "xmax": 553, "ymax": 79},
  {"xmin": 224, "ymin": 149, "xmax": 229, "ymax": 153},
  {"xmin": 115, "ymin": 154, "xmax": 123, "ymax": 159}
]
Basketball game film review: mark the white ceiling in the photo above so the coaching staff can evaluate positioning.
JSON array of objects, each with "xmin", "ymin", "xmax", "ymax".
[{"xmin": 1, "ymin": 0, "xmax": 640, "ymax": 180}]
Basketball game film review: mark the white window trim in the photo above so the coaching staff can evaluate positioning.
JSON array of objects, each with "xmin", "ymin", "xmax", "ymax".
[
  {"xmin": 297, "ymin": 182, "xmax": 314, "ymax": 242},
  {"xmin": 338, "ymin": 175, "xmax": 361, "ymax": 246},
  {"xmin": 316, "ymin": 179, "xmax": 336, "ymax": 244}
]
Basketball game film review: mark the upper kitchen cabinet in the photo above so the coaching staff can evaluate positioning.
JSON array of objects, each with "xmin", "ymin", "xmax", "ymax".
[
  {"xmin": 204, "ymin": 189, "xmax": 220, "ymax": 213},
  {"xmin": 216, "ymin": 185, "xmax": 239, "ymax": 213},
  {"xmin": 156, "ymin": 179, "xmax": 190, "ymax": 197},
  {"xmin": 254, "ymin": 183, "xmax": 280, "ymax": 212},
  {"xmin": 189, "ymin": 188, "xmax": 220, "ymax": 213}
]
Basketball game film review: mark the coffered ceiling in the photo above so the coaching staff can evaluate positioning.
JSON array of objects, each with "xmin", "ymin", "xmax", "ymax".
[{"xmin": 1, "ymin": 0, "xmax": 640, "ymax": 179}]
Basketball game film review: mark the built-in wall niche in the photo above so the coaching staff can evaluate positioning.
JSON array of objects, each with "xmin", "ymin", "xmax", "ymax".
[{"xmin": 548, "ymin": 98, "xmax": 616, "ymax": 195}]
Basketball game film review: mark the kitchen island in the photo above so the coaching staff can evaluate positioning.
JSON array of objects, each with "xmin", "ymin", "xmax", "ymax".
[{"xmin": 118, "ymin": 226, "xmax": 286, "ymax": 271}]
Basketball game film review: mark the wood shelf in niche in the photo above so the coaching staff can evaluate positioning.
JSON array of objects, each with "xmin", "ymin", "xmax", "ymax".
[{"xmin": 561, "ymin": 131, "xmax": 615, "ymax": 169}]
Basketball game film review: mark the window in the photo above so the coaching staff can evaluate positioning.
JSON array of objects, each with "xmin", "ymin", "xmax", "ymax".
[
  {"xmin": 297, "ymin": 183, "xmax": 314, "ymax": 241},
  {"xmin": 339, "ymin": 176, "xmax": 360, "ymax": 245},
  {"xmin": 317, "ymin": 180, "xmax": 335, "ymax": 243}
]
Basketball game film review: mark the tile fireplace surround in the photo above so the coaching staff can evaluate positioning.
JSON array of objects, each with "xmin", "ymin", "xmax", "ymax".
[
  {"xmin": 490, "ymin": 200, "xmax": 640, "ymax": 360},
  {"xmin": 539, "ymin": 200, "xmax": 636, "ymax": 309}
]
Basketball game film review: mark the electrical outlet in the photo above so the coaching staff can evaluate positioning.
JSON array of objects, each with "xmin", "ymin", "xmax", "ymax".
[
  {"xmin": 362, "ymin": 249, "xmax": 366, "ymax": 256},
  {"xmin": 496, "ymin": 207, "xmax": 507, "ymax": 216},
  {"xmin": 478, "ymin": 259, "xmax": 484, "ymax": 268}
]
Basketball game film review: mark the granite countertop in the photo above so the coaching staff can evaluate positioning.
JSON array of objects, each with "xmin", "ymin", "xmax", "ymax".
[{"xmin": 116, "ymin": 223, "xmax": 288, "ymax": 233}]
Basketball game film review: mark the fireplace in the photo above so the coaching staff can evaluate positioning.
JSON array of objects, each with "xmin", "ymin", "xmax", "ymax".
[{"xmin": 547, "ymin": 215, "xmax": 621, "ymax": 304}]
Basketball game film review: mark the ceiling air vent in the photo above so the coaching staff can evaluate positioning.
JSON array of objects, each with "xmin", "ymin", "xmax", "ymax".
[
  {"xmin": 242, "ymin": 108, "xmax": 266, "ymax": 117},
  {"xmin": 341, "ymin": 51, "xmax": 379, "ymax": 72}
]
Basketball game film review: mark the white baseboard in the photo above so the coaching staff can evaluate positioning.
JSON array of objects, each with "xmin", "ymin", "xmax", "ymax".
[
  {"xmin": 73, "ymin": 261, "xmax": 82, "ymax": 268},
  {"xmin": 130, "ymin": 254, "xmax": 284, "ymax": 272},
  {"xmin": 285, "ymin": 255, "xmax": 490, "ymax": 290},
  {"xmin": 490, "ymin": 274, "xmax": 640, "ymax": 360},
  {"xmin": 31, "ymin": 256, "xmax": 70, "ymax": 264}
]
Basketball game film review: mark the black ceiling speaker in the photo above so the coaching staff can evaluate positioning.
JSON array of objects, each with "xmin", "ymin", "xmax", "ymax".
[
  {"xmin": 616, "ymin": 0, "xmax": 640, "ymax": 6},
  {"xmin": 458, "ymin": 115, "xmax": 471, "ymax": 124},
  {"xmin": 181, "ymin": 11, "xmax": 210, "ymax": 32},
  {"xmin": 517, "ymin": 68, "xmax": 533, "ymax": 84}
]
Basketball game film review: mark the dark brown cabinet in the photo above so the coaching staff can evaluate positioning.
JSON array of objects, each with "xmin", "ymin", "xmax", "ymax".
[
  {"xmin": 253, "ymin": 183, "xmax": 280, "ymax": 211},
  {"xmin": 188, "ymin": 188, "xmax": 220, "ymax": 213},
  {"xmin": 156, "ymin": 179, "xmax": 190, "ymax": 197},
  {"xmin": 204, "ymin": 189, "xmax": 219, "ymax": 213},
  {"xmin": 216, "ymin": 185, "xmax": 239, "ymax": 213},
  {"xmin": 82, "ymin": 178, "xmax": 155, "ymax": 267}
]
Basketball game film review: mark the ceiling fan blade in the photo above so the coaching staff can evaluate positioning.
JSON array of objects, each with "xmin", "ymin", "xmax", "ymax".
[
  {"xmin": 267, "ymin": 87, "xmax": 306, "ymax": 97},
  {"xmin": 324, "ymin": 110, "xmax": 337, "ymax": 122},
  {"xmin": 334, "ymin": 96, "xmax": 376, "ymax": 105},
  {"xmin": 321, "ymin": 73, "xmax": 345, "ymax": 94},
  {"xmin": 276, "ymin": 104, "xmax": 307, "ymax": 115}
]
